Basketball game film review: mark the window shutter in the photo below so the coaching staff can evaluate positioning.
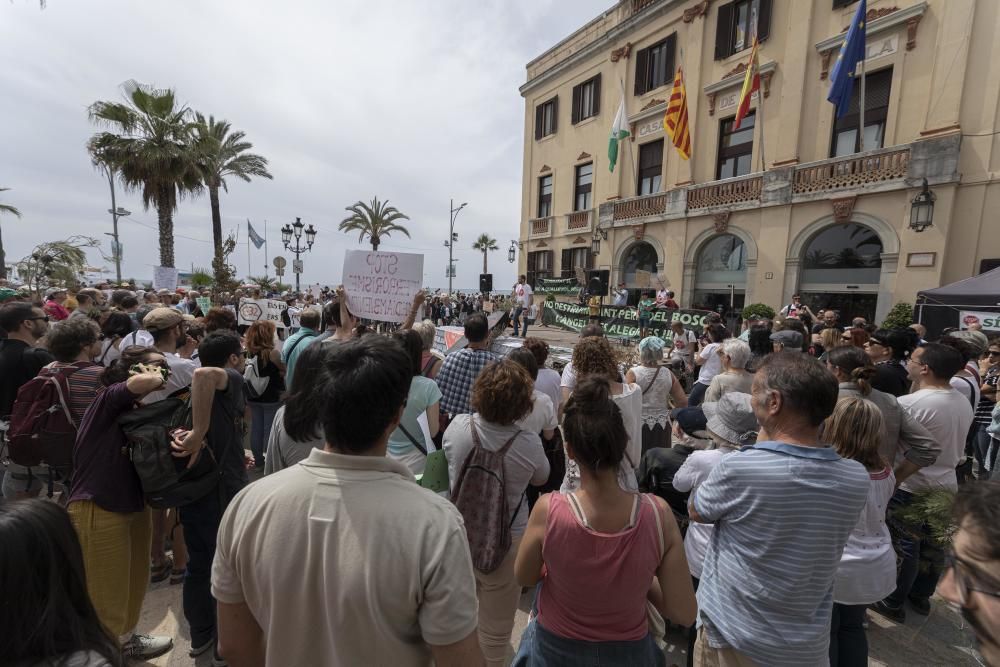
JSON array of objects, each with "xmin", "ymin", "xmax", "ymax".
[
  {"xmin": 757, "ymin": 0, "xmax": 773, "ymax": 42},
  {"xmin": 572, "ymin": 85, "xmax": 581, "ymax": 125},
  {"xmin": 551, "ymin": 97, "xmax": 559, "ymax": 134},
  {"xmin": 714, "ymin": 2, "xmax": 734, "ymax": 60},
  {"xmin": 833, "ymin": 0, "xmax": 854, "ymax": 8},
  {"xmin": 527, "ymin": 252, "xmax": 537, "ymax": 273},
  {"xmin": 586, "ymin": 250, "xmax": 594, "ymax": 270},
  {"xmin": 592, "ymin": 74, "xmax": 602, "ymax": 116},
  {"xmin": 634, "ymin": 47, "xmax": 649, "ymax": 95},
  {"xmin": 546, "ymin": 251, "xmax": 555, "ymax": 273},
  {"xmin": 561, "ymin": 249, "xmax": 573, "ymax": 275},
  {"xmin": 666, "ymin": 33, "xmax": 677, "ymax": 78},
  {"xmin": 535, "ymin": 105, "xmax": 543, "ymax": 140}
]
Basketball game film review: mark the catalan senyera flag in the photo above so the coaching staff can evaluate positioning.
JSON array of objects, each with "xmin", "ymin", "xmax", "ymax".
[
  {"xmin": 663, "ymin": 67, "xmax": 691, "ymax": 160},
  {"xmin": 733, "ymin": 37, "xmax": 760, "ymax": 131}
]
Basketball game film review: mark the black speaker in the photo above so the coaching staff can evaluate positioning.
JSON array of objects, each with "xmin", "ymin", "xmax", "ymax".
[
  {"xmin": 479, "ymin": 273, "xmax": 493, "ymax": 292},
  {"xmin": 586, "ymin": 269, "xmax": 610, "ymax": 296}
]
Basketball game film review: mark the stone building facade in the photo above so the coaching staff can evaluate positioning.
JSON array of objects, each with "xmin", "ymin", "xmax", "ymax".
[{"xmin": 517, "ymin": 0, "xmax": 999, "ymax": 323}]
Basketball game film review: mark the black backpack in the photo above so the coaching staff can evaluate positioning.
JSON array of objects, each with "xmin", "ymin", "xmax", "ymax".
[{"xmin": 118, "ymin": 397, "xmax": 223, "ymax": 509}]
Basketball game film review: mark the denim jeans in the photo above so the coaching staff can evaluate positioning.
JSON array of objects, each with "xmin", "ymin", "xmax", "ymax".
[
  {"xmin": 513, "ymin": 306, "xmax": 527, "ymax": 337},
  {"xmin": 248, "ymin": 401, "xmax": 281, "ymax": 468},
  {"xmin": 513, "ymin": 617, "xmax": 665, "ymax": 667},
  {"xmin": 830, "ymin": 603, "xmax": 868, "ymax": 667},
  {"xmin": 884, "ymin": 489, "xmax": 944, "ymax": 608},
  {"xmin": 688, "ymin": 381, "xmax": 709, "ymax": 407},
  {"xmin": 179, "ymin": 481, "xmax": 243, "ymax": 648},
  {"xmin": 974, "ymin": 424, "xmax": 994, "ymax": 480}
]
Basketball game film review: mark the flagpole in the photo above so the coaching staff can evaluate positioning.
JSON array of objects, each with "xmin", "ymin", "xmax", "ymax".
[
  {"xmin": 264, "ymin": 220, "xmax": 269, "ymax": 280},
  {"xmin": 620, "ymin": 78, "xmax": 638, "ymax": 196},
  {"xmin": 858, "ymin": 55, "xmax": 867, "ymax": 153},
  {"xmin": 246, "ymin": 222, "xmax": 251, "ymax": 280},
  {"xmin": 757, "ymin": 74, "xmax": 766, "ymax": 172}
]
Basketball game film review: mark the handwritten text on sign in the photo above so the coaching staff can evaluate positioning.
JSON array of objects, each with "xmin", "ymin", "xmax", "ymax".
[
  {"xmin": 343, "ymin": 250, "xmax": 424, "ymax": 323},
  {"xmin": 238, "ymin": 298, "xmax": 289, "ymax": 329}
]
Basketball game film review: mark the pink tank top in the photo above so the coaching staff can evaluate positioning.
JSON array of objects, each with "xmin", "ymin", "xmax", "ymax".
[{"xmin": 537, "ymin": 492, "xmax": 664, "ymax": 642}]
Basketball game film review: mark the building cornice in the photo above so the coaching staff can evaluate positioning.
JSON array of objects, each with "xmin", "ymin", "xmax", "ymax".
[
  {"xmin": 814, "ymin": 2, "xmax": 928, "ymax": 53},
  {"xmin": 520, "ymin": 0, "xmax": 686, "ymax": 98},
  {"xmin": 703, "ymin": 60, "xmax": 778, "ymax": 95}
]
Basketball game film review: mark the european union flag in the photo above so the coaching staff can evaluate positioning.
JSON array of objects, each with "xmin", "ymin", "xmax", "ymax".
[{"xmin": 827, "ymin": 0, "xmax": 867, "ymax": 119}]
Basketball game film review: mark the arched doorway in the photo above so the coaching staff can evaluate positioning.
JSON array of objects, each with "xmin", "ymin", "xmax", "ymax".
[
  {"xmin": 799, "ymin": 222, "xmax": 883, "ymax": 323},
  {"xmin": 693, "ymin": 234, "xmax": 747, "ymax": 315},
  {"xmin": 620, "ymin": 241, "xmax": 659, "ymax": 289}
]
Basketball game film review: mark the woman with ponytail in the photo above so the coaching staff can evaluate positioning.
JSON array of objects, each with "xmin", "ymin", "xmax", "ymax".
[
  {"xmin": 513, "ymin": 377, "xmax": 696, "ymax": 666},
  {"xmin": 825, "ymin": 346, "xmax": 939, "ymax": 487},
  {"xmin": 824, "ymin": 398, "xmax": 897, "ymax": 666}
]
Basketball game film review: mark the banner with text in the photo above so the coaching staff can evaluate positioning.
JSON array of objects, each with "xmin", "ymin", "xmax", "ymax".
[
  {"xmin": 153, "ymin": 266, "xmax": 179, "ymax": 291},
  {"xmin": 343, "ymin": 250, "xmax": 424, "ymax": 323},
  {"xmin": 543, "ymin": 301, "xmax": 712, "ymax": 341},
  {"xmin": 238, "ymin": 298, "xmax": 289, "ymax": 329},
  {"xmin": 960, "ymin": 310, "xmax": 1000, "ymax": 332}
]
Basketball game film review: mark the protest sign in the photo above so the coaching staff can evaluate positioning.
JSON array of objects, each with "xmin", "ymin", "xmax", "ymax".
[
  {"xmin": 960, "ymin": 310, "xmax": 1000, "ymax": 332},
  {"xmin": 196, "ymin": 297, "xmax": 212, "ymax": 315},
  {"xmin": 153, "ymin": 266, "xmax": 179, "ymax": 291},
  {"xmin": 342, "ymin": 250, "xmax": 423, "ymax": 323},
  {"xmin": 238, "ymin": 297, "xmax": 288, "ymax": 329},
  {"xmin": 542, "ymin": 300, "xmax": 712, "ymax": 341}
]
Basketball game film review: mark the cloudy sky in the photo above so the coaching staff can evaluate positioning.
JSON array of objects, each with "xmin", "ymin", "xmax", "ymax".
[{"xmin": 1, "ymin": 0, "xmax": 610, "ymax": 291}]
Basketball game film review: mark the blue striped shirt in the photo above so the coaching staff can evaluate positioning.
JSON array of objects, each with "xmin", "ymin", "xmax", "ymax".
[{"xmin": 692, "ymin": 441, "xmax": 869, "ymax": 666}]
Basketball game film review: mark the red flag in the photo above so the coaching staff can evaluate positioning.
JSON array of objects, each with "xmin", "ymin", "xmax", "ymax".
[{"xmin": 734, "ymin": 37, "xmax": 760, "ymax": 130}]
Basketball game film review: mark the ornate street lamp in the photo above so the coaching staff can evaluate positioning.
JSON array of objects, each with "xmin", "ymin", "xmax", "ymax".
[
  {"xmin": 282, "ymin": 217, "xmax": 317, "ymax": 292},
  {"xmin": 508, "ymin": 240, "xmax": 517, "ymax": 264},
  {"xmin": 591, "ymin": 226, "xmax": 608, "ymax": 255},
  {"xmin": 910, "ymin": 178, "xmax": 936, "ymax": 233}
]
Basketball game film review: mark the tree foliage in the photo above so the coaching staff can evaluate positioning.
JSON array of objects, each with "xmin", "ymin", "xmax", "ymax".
[
  {"xmin": 17, "ymin": 236, "xmax": 102, "ymax": 296},
  {"xmin": 189, "ymin": 268, "xmax": 214, "ymax": 289},
  {"xmin": 339, "ymin": 198, "xmax": 410, "ymax": 251},
  {"xmin": 882, "ymin": 302, "xmax": 914, "ymax": 330},
  {"xmin": 0, "ymin": 187, "xmax": 22, "ymax": 280},
  {"xmin": 741, "ymin": 303, "xmax": 776, "ymax": 320},
  {"xmin": 211, "ymin": 231, "xmax": 240, "ymax": 295},
  {"xmin": 472, "ymin": 233, "xmax": 498, "ymax": 274}
]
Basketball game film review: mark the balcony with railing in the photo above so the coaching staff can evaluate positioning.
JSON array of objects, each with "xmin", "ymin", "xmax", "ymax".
[
  {"xmin": 630, "ymin": 0, "xmax": 658, "ymax": 13},
  {"xmin": 563, "ymin": 209, "xmax": 594, "ymax": 235},
  {"xmin": 613, "ymin": 193, "xmax": 668, "ymax": 221},
  {"xmin": 793, "ymin": 146, "xmax": 910, "ymax": 196},
  {"xmin": 687, "ymin": 173, "xmax": 763, "ymax": 211},
  {"xmin": 529, "ymin": 216, "xmax": 554, "ymax": 239}
]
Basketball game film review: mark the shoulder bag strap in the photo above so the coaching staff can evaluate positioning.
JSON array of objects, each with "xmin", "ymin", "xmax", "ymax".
[
  {"xmin": 97, "ymin": 339, "xmax": 115, "ymax": 365},
  {"xmin": 421, "ymin": 355, "xmax": 437, "ymax": 376},
  {"xmin": 646, "ymin": 494, "xmax": 665, "ymax": 559},
  {"xmin": 960, "ymin": 377, "xmax": 977, "ymax": 409},
  {"xmin": 284, "ymin": 332, "xmax": 316, "ymax": 361},
  {"xmin": 398, "ymin": 423, "xmax": 428, "ymax": 456},
  {"xmin": 641, "ymin": 366, "xmax": 662, "ymax": 395}
]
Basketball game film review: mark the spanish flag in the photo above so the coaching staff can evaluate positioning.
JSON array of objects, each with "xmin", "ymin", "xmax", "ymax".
[
  {"xmin": 663, "ymin": 67, "xmax": 691, "ymax": 160},
  {"xmin": 734, "ymin": 37, "xmax": 760, "ymax": 130}
]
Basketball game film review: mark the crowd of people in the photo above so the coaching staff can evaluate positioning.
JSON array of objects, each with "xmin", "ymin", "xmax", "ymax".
[{"xmin": 1, "ymin": 279, "xmax": 1000, "ymax": 667}]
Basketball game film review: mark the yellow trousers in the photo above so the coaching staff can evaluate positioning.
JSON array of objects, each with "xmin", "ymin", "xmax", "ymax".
[{"xmin": 68, "ymin": 500, "xmax": 152, "ymax": 637}]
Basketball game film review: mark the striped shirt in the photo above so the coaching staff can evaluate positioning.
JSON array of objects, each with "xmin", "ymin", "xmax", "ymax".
[
  {"xmin": 692, "ymin": 441, "xmax": 869, "ymax": 667},
  {"xmin": 51, "ymin": 361, "xmax": 105, "ymax": 425}
]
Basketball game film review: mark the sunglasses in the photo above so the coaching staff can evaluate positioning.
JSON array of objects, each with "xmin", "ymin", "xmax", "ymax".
[
  {"xmin": 26, "ymin": 316, "xmax": 50, "ymax": 323},
  {"xmin": 989, "ymin": 351, "xmax": 1000, "ymax": 357}
]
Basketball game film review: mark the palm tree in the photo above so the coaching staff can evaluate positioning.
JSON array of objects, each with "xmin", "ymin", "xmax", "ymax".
[
  {"xmin": 339, "ymin": 198, "xmax": 410, "ymax": 251},
  {"xmin": 193, "ymin": 113, "xmax": 272, "ymax": 277},
  {"xmin": 88, "ymin": 80, "xmax": 202, "ymax": 268},
  {"xmin": 472, "ymin": 233, "xmax": 498, "ymax": 274},
  {"xmin": 0, "ymin": 188, "xmax": 22, "ymax": 281}
]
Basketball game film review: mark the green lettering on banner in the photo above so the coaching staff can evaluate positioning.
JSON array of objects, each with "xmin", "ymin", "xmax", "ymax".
[{"xmin": 542, "ymin": 302, "xmax": 712, "ymax": 341}]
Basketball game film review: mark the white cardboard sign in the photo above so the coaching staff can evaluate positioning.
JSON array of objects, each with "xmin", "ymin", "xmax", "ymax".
[
  {"xmin": 238, "ymin": 297, "xmax": 289, "ymax": 329},
  {"xmin": 153, "ymin": 266, "xmax": 179, "ymax": 291},
  {"xmin": 342, "ymin": 250, "xmax": 424, "ymax": 323}
]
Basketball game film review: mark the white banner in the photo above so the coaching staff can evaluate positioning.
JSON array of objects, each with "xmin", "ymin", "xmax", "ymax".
[
  {"xmin": 960, "ymin": 310, "xmax": 1000, "ymax": 332},
  {"xmin": 153, "ymin": 266, "xmax": 179, "ymax": 291},
  {"xmin": 342, "ymin": 250, "xmax": 424, "ymax": 323},
  {"xmin": 238, "ymin": 297, "xmax": 289, "ymax": 329}
]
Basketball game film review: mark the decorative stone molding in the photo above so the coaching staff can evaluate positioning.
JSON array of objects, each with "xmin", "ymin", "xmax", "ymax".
[
  {"xmin": 760, "ymin": 71, "xmax": 773, "ymax": 98},
  {"xmin": 918, "ymin": 124, "xmax": 961, "ymax": 137},
  {"xmin": 843, "ymin": 6, "xmax": 900, "ymax": 32},
  {"xmin": 707, "ymin": 92, "xmax": 717, "ymax": 116},
  {"xmin": 610, "ymin": 42, "xmax": 633, "ymax": 63},
  {"xmin": 572, "ymin": 236, "xmax": 588, "ymax": 245},
  {"xmin": 704, "ymin": 60, "xmax": 778, "ymax": 95},
  {"xmin": 633, "ymin": 223, "xmax": 646, "ymax": 240},
  {"xmin": 713, "ymin": 211, "xmax": 731, "ymax": 234},
  {"xmin": 640, "ymin": 98, "xmax": 667, "ymax": 112},
  {"xmin": 906, "ymin": 14, "xmax": 922, "ymax": 51},
  {"xmin": 820, "ymin": 50, "xmax": 834, "ymax": 80},
  {"xmin": 682, "ymin": 0, "xmax": 711, "ymax": 23},
  {"xmin": 577, "ymin": 152, "xmax": 592, "ymax": 161},
  {"xmin": 830, "ymin": 196, "xmax": 857, "ymax": 224},
  {"xmin": 772, "ymin": 157, "xmax": 800, "ymax": 167},
  {"xmin": 540, "ymin": 165, "xmax": 552, "ymax": 173},
  {"xmin": 535, "ymin": 240, "xmax": 548, "ymax": 248}
]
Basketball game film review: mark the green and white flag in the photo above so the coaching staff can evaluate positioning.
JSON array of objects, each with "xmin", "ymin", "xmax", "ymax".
[{"xmin": 608, "ymin": 91, "xmax": 630, "ymax": 173}]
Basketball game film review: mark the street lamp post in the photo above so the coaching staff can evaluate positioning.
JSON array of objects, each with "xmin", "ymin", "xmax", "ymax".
[
  {"xmin": 444, "ymin": 199, "xmax": 467, "ymax": 295},
  {"xmin": 102, "ymin": 165, "xmax": 130, "ymax": 283},
  {"xmin": 280, "ymin": 217, "xmax": 317, "ymax": 293}
]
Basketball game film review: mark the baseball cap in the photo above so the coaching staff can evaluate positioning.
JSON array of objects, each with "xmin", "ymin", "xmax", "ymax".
[
  {"xmin": 951, "ymin": 330, "xmax": 990, "ymax": 357},
  {"xmin": 702, "ymin": 393, "xmax": 759, "ymax": 447},
  {"xmin": 143, "ymin": 307, "xmax": 185, "ymax": 332},
  {"xmin": 156, "ymin": 288, "xmax": 172, "ymax": 297},
  {"xmin": 44, "ymin": 287, "xmax": 66, "ymax": 297},
  {"xmin": 769, "ymin": 330, "xmax": 803, "ymax": 348},
  {"xmin": 0, "ymin": 288, "xmax": 18, "ymax": 302}
]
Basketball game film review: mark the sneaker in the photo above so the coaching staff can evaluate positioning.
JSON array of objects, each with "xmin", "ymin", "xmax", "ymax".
[
  {"xmin": 869, "ymin": 600, "xmax": 905, "ymax": 623},
  {"xmin": 189, "ymin": 636, "xmax": 215, "ymax": 658},
  {"xmin": 122, "ymin": 633, "xmax": 172, "ymax": 660},
  {"xmin": 212, "ymin": 646, "xmax": 228, "ymax": 667},
  {"xmin": 908, "ymin": 595, "xmax": 931, "ymax": 616}
]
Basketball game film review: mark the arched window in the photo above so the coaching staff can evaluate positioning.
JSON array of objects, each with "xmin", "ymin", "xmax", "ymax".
[
  {"xmin": 801, "ymin": 223, "xmax": 883, "ymax": 286},
  {"xmin": 694, "ymin": 234, "xmax": 747, "ymax": 313},
  {"xmin": 621, "ymin": 242, "xmax": 659, "ymax": 287}
]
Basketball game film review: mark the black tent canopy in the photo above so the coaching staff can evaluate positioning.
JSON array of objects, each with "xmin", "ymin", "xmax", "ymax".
[{"xmin": 916, "ymin": 267, "xmax": 1000, "ymax": 336}]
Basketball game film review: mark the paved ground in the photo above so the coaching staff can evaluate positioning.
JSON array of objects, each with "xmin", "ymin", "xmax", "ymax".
[{"xmin": 134, "ymin": 323, "xmax": 982, "ymax": 666}]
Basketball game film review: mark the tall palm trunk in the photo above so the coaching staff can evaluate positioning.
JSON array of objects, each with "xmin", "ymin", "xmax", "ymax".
[
  {"xmin": 0, "ymin": 222, "xmax": 6, "ymax": 281},
  {"xmin": 209, "ymin": 182, "xmax": 224, "ymax": 269},
  {"xmin": 482, "ymin": 251, "xmax": 488, "ymax": 274},
  {"xmin": 371, "ymin": 237, "xmax": 379, "ymax": 251},
  {"xmin": 156, "ymin": 186, "xmax": 175, "ymax": 268}
]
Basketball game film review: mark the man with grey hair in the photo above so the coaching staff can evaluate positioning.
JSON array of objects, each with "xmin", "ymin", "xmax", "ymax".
[{"xmin": 688, "ymin": 353, "xmax": 869, "ymax": 665}]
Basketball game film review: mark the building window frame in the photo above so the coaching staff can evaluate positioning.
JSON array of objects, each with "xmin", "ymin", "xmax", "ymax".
[
  {"xmin": 829, "ymin": 68, "xmax": 893, "ymax": 157},
  {"xmin": 574, "ymin": 163, "xmax": 593, "ymax": 211},
  {"xmin": 714, "ymin": 0, "xmax": 772, "ymax": 60},
  {"xmin": 534, "ymin": 97, "xmax": 558, "ymax": 140},
  {"xmin": 527, "ymin": 250, "xmax": 553, "ymax": 287},
  {"xmin": 572, "ymin": 75, "xmax": 601, "ymax": 124},
  {"xmin": 637, "ymin": 140, "xmax": 664, "ymax": 196},
  {"xmin": 537, "ymin": 174, "xmax": 553, "ymax": 218},
  {"xmin": 634, "ymin": 34, "xmax": 676, "ymax": 96},
  {"xmin": 561, "ymin": 247, "xmax": 593, "ymax": 279},
  {"xmin": 716, "ymin": 112, "xmax": 755, "ymax": 180}
]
